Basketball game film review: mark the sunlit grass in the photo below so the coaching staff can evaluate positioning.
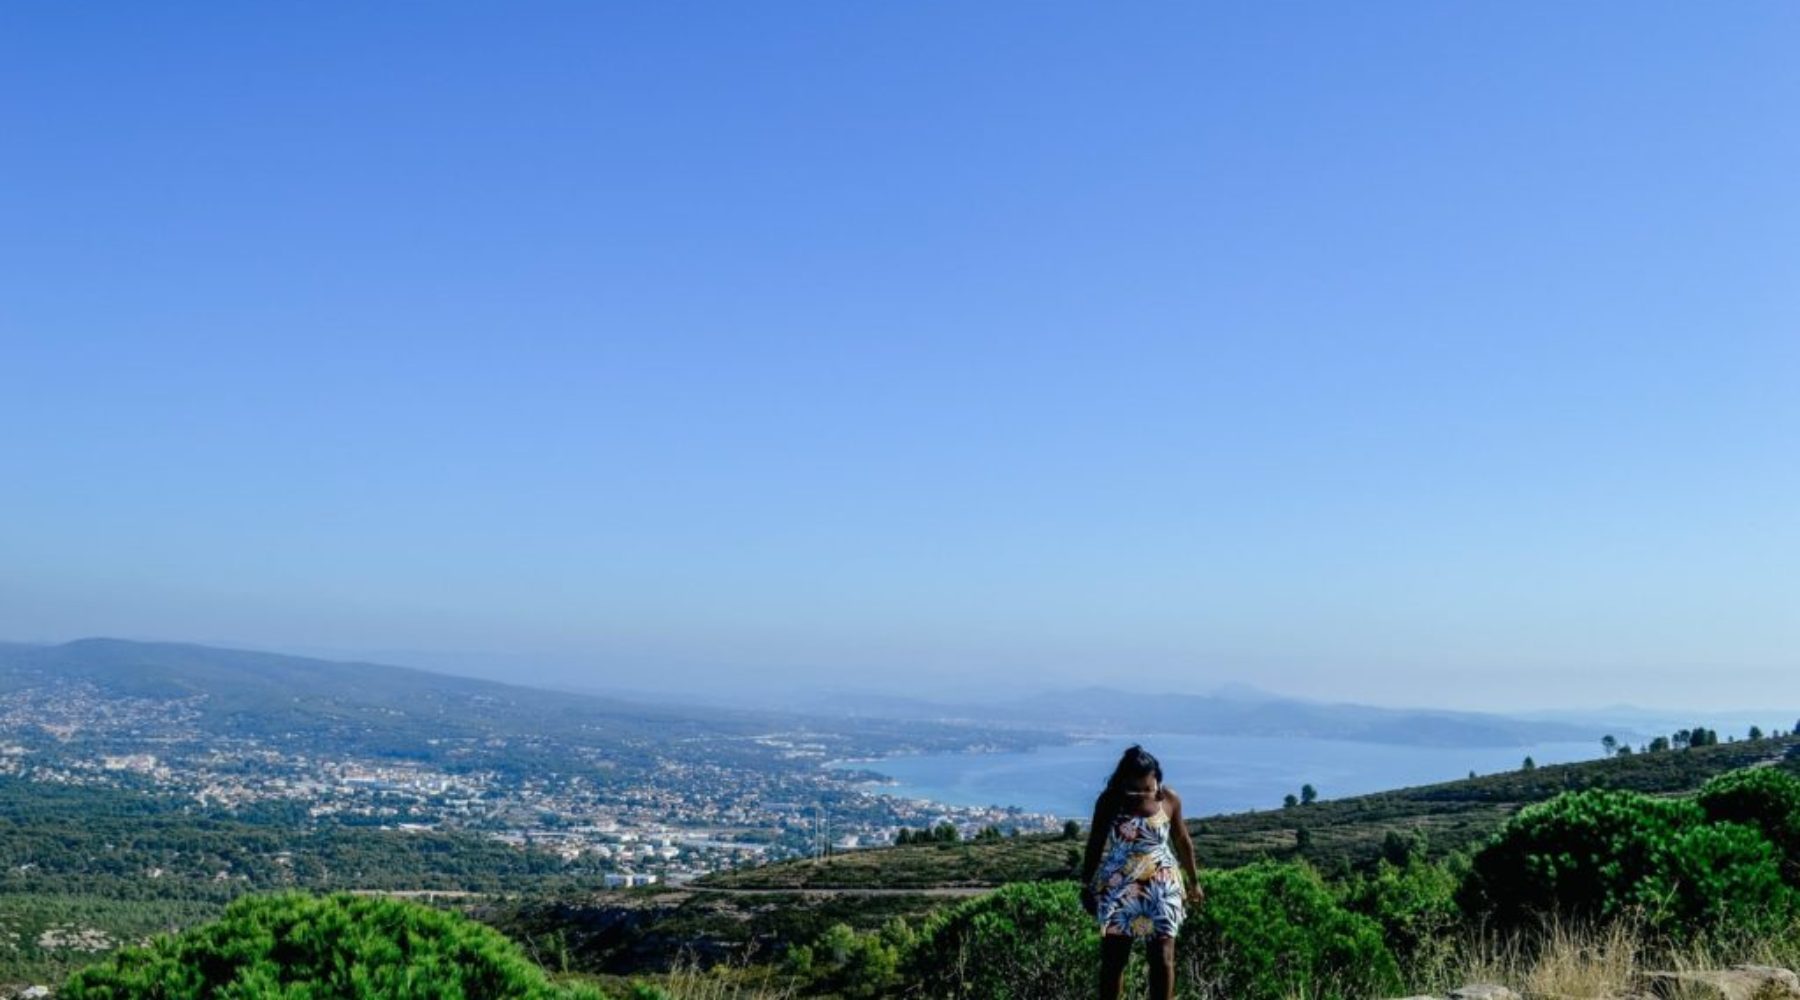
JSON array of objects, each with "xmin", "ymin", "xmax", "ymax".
[{"xmin": 1398, "ymin": 916, "xmax": 1800, "ymax": 1000}]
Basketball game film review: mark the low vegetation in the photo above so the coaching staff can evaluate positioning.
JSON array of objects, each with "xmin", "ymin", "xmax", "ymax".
[
  {"xmin": 61, "ymin": 892, "xmax": 607, "ymax": 999},
  {"xmin": 38, "ymin": 733, "xmax": 1800, "ymax": 997}
]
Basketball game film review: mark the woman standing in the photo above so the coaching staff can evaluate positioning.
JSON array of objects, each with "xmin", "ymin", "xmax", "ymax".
[{"xmin": 1079, "ymin": 745, "xmax": 1205, "ymax": 1000}]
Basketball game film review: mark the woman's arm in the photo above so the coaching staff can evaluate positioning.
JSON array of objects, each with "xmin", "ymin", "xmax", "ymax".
[
  {"xmin": 1079, "ymin": 794, "xmax": 1110, "ymax": 888},
  {"xmin": 1167, "ymin": 790, "xmax": 1202, "ymax": 889}
]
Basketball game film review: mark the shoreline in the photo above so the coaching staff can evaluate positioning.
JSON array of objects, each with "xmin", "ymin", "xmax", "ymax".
[{"xmin": 820, "ymin": 732, "xmax": 1607, "ymax": 821}]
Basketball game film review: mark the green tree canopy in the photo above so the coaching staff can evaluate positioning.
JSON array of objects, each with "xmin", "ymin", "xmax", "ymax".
[
  {"xmin": 1698, "ymin": 767, "xmax": 1800, "ymax": 883},
  {"xmin": 902, "ymin": 880, "xmax": 1099, "ymax": 1000},
  {"xmin": 1459, "ymin": 788, "xmax": 1795, "ymax": 940},
  {"xmin": 1181, "ymin": 862, "xmax": 1400, "ymax": 1000},
  {"xmin": 63, "ymin": 892, "xmax": 602, "ymax": 1000}
]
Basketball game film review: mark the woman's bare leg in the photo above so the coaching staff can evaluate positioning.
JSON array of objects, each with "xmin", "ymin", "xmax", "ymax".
[
  {"xmin": 1099, "ymin": 932, "xmax": 1131, "ymax": 1000},
  {"xmin": 1147, "ymin": 934, "xmax": 1175, "ymax": 1000}
]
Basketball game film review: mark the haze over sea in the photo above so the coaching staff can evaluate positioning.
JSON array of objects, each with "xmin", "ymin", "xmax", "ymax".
[{"xmin": 831, "ymin": 733, "xmax": 1601, "ymax": 820}]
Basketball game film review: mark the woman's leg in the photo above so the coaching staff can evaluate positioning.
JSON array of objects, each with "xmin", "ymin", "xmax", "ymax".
[
  {"xmin": 1146, "ymin": 934, "xmax": 1175, "ymax": 1000},
  {"xmin": 1099, "ymin": 932, "xmax": 1131, "ymax": 1000}
]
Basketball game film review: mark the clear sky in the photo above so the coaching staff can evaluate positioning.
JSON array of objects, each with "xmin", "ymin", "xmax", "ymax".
[{"xmin": 3, "ymin": 4, "xmax": 1796, "ymax": 711}]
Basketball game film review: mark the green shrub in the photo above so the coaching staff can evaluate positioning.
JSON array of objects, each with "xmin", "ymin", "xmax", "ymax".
[
  {"xmin": 779, "ymin": 943, "xmax": 814, "ymax": 976},
  {"xmin": 901, "ymin": 880, "xmax": 1099, "ymax": 1000},
  {"xmin": 62, "ymin": 891, "xmax": 603, "ymax": 999},
  {"xmin": 1460, "ymin": 788, "xmax": 1796, "ymax": 940},
  {"xmin": 1339, "ymin": 857, "xmax": 1461, "ymax": 969},
  {"xmin": 802, "ymin": 921, "xmax": 901, "ymax": 999},
  {"xmin": 903, "ymin": 868, "xmax": 1398, "ymax": 1000},
  {"xmin": 1651, "ymin": 821, "xmax": 1796, "ymax": 934},
  {"xmin": 1698, "ymin": 767, "xmax": 1800, "ymax": 881},
  {"xmin": 1181, "ymin": 861, "xmax": 1401, "ymax": 1000}
]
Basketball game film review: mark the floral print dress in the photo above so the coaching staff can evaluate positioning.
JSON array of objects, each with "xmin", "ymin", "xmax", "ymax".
[{"xmin": 1089, "ymin": 801, "xmax": 1187, "ymax": 938}]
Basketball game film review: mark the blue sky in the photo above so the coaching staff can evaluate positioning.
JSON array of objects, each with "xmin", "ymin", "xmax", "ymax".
[{"xmin": 3, "ymin": 4, "xmax": 1796, "ymax": 709}]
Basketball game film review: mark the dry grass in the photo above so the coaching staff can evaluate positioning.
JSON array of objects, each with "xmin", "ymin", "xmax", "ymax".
[
  {"xmin": 593, "ymin": 918, "xmax": 1800, "ymax": 1000},
  {"xmin": 1402, "ymin": 918, "xmax": 1800, "ymax": 1000},
  {"xmin": 630, "ymin": 950, "xmax": 798, "ymax": 1000}
]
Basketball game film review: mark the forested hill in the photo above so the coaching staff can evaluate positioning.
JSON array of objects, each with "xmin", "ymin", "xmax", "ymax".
[
  {"xmin": 0, "ymin": 638, "xmax": 1064, "ymax": 768},
  {"xmin": 695, "ymin": 731, "xmax": 1800, "ymax": 890},
  {"xmin": 0, "ymin": 638, "xmax": 762, "ymax": 738}
]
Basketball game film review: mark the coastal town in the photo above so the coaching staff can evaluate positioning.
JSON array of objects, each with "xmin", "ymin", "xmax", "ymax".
[{"xmin": 0, "ymin": 679, "xmax": 1066, "ymax": 887}]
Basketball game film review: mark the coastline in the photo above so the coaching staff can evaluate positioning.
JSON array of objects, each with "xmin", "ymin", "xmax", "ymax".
[{"xmin": 821, "ymin": 731, "xmax": 1604, "ymax": 820}]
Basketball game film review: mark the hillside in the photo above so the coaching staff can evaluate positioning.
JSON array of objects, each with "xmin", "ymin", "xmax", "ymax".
[
  {"xmin": 471, "ymin": 733, "xmax": 1800, "ymax": 977},
  {"xmin": 699, "ymin": 733, "xmax": 1800, "ymax": 890},
  {"xmin": 0, "ymin": 638, "xmax": 1066, "ymax": 772},
  {"xmin": 0, "ymin": 638, "xmax": 875, "ymax": 745}
]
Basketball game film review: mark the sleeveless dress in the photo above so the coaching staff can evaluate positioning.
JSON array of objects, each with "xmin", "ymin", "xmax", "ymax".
[{"xmin": 1088, "ymin": 800, "xmax": 1187, "ymax": 938}]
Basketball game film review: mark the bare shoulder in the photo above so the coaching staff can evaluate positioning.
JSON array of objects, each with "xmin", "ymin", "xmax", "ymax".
[{"xmin": 1163, "ymin": 787, "xmax": 1184, "ymax": 812}]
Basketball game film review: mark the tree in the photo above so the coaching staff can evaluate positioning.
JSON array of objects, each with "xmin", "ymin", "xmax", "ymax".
[
  {"xmin": 1341, "ymin": 855, "xmax": 1459, "ymax": 969},
  {"xmin": 1293, "ymin": 825, "xmax": 1313, "ymax": 852},
  {"xmin": 1616, "ymin": 744, "xmax": 1634, "ymax": 756},
  {"xmin": 1749, "ymin": 726, "xmax": 1765, "ymax": 741},
  {"xmin": 1061, "ymin": 819, "xmax": 1081, "ymax": 840},
  {"xmin": 904, "ymin": 881, "xmax": 1100, "ymax": 999},
  {"xmin": 1698, "ymin": 768, "xmax": 1800, "ymax": 883},
  {"xmin": 1649, "ymin": 736, "xmax": 1671, "ymax": 753},
  {"xmin": 781, "ymin": 943, "xmax": 815, "ymax": 976},
  {"xmin": 1601, "ymin": 735, "xmax": 1618, "ymax": 756},
  {"xmin": 1380, "ymin": 829, "xmax": 1426, "ymax": 867},
  {"xmin": 1459, "ymin": 788, "xmax": 1795, "ymax": 940},
  {"xmin": 1521, "ymin": 756, "xmax": 1536, "ymax": 771},
  {"xmin": 1300, "ymin": 784, "xmax": 1318, "ymax": 805},
  {"xmin": 1182, "ymin": 862, "xmax": 1401, "ymax": 1000},
  {"xmin": 62, "ymin": 891, "xmax": 605, "ymax": 999},
  {"xmin": 1283, "ymin": 793, "xmax": 1299, "ymax": 809},
  {"xmin": 894, "ymin": 828, "xmax": 912, "ymax": 845}
]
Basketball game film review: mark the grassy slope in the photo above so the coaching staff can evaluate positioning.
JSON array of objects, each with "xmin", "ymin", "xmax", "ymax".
[
  {"xmin": 15, "ymin": 733, "xmax": 1798, "ymax": 983},
  {"xmin": 479, "ymin": 735, "xmax": 1800, "ymax": 977},
  {"xmin": 697, "ymin": 735, "xmax": 1800, "ymax": 889}
]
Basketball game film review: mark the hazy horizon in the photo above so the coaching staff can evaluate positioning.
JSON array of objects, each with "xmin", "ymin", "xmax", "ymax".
[
  {"xmin": 6, "ymin": 635, "xmax": 1797, "ymax": 731},
  {"xmin": 5, "ymin": 4, "xmax": 1797, "ymax": 713}
]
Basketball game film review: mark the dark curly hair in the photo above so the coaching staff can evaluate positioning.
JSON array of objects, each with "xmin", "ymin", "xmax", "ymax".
[{"xmin": 1099, "ymin": 744, "xmax": 1164, "ymax": 814}]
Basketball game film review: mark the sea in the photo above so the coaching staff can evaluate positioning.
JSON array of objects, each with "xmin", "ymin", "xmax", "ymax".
[{"xmin": 826, "ymin": 732, "xmax": 1602, "ymax": 820}]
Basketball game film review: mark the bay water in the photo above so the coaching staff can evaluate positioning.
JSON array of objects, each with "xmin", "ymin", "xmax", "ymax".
[{"xmin": 828, "ymin": 732, "xmax": 1602, "ymax": 819}]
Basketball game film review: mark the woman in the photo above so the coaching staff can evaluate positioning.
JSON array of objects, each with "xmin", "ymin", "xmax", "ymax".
[{"xmin": 1078, "ymin": 745, "xmax": 1205, "ymax": 1000}]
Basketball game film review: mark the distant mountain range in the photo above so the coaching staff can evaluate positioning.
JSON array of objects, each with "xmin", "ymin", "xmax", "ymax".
[
  {"xmin": 0, "ymin": 638, "xmax": 1689, "ymax": 753},
  {"xmin": 0, "ymin": 639, "xmax": 798, "ymax": 787},
  {"xmin": 809, "ymin": 685, "xmax": 1614, "ymax": 747},
  {"xmin": 0, "ymin": 637, "xmax": 767, "ymax": 740},
  {"xmin": 0, "ymin": 639, "xmax": 1063, "ymax": 772}
]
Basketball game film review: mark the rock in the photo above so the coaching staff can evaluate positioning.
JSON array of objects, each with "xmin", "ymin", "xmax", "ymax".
[
  {"xmin": 1634, "ymin": 965, "xmax": 1800, "ymax": 1000},
  {"xmin": 1384, "ymin": 985, "xmax": 1520, "ymax": 1000},
  {"xmin": 1448, "ymin": 987, "xmax": 1521, "ymax": 1000}
]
